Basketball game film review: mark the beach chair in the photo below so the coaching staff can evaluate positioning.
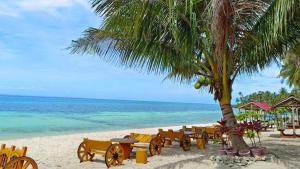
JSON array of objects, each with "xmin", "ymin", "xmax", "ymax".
[
  {"xmin": 0, "ymin": 144, "xmax": 38, "ymax": 169},
  {"xmin": 124, "ymin": 133, "xmax": 163, "ymax": 156},
  {"xmin": 77, "ymin": 138, "xmax": 124, "ymax": 168},
  {"xmin": 157, "ymin": 129, "xmax": 191, "ymax": 151}
]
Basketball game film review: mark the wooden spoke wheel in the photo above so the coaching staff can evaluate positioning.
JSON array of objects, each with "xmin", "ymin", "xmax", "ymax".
[
  {"xmin": 156, "ymin": 134, "xmax": 165, "ymax": 147},
  {"xmin": 77, "ymin": 142, "xmax": 94, "ymax": 162},
  {"xmin": 105, "ymin": 144, "xmax": 124, "ymax": 168},
  {"xmin": 0, "ymin": 154, "xmax": 8, "ymax": 168},
  {"xmin": 5, "ymin": 157, "xmax": 38, "ymax": 169},
  {"xmin": 149, "ymin": 137, "xmax": 162, "ymax": 156},
  {"xmin": 181, "ymin": 135, "xmax": 191, "ymax": 151}
]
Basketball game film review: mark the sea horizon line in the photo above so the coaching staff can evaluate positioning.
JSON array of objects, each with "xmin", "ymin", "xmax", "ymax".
[{"xmin": 0, "ymin": 94, "xmax": 219, "ymax": 105}]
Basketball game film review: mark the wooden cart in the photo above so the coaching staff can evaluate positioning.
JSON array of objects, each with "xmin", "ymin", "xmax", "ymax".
[
  {"xmin": 204, "ymin": 126, "xmax": 220, "ymax": 139},
  {"xmin": 123, "ymin": 133, "xmax": 163, "ymax": 156},
  {"xmin": 157, "ymin": 129, "xmax": 191, "ymax": 151},
  {"xmin": 182, "ymin": 126, "xmax": 209, "ymax": 141},
  {"xmin": 77, "ymin": 138, "xmax": 127, "ymax": 168},
  {"xmin": 0, "ymin": 144, "xmax": 38, "ymax": 169}
]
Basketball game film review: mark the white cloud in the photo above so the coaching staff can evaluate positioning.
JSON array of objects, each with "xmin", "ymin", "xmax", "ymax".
[
  {"xmin": 0, "ymin": 0, "xmax": 90, "ymax": 17},
  {"xmin": 0, "ymin": 2, "xmax": 20, "ymax": 17}
]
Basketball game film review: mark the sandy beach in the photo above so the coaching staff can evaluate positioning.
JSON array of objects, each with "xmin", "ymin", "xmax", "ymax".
[{"xmin": 1, "ymin": 123, "xmax": 300, "ymax": 169}]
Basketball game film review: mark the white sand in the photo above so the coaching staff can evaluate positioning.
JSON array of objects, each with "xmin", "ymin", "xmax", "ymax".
[{"xmin": 1, "ymin": 124, "xmax": 300, "ymax": 169}]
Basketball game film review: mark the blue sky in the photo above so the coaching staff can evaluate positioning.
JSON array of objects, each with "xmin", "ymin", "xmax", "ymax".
[{"xmin": 0, "ymin": 0, "xmax": 289, "ymax": 104}]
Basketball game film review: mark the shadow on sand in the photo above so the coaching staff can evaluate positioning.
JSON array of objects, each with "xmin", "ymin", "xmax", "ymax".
[
  {"xmin": 263, "ymin": 140, "xmax": 300, "ymax": 169},
  {"xmin": 153, "ymin": 142, "xmax": 241, "ymax": 169},
  {"xmin": 86, "ymin": 136, "xmax": 300, "ymax": 169}
]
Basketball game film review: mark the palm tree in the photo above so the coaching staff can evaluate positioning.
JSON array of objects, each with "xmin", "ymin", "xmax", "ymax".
[
  {"xmin": 280, "ymin": 45, "xmax": 300, "ymax": 89},
  {"xmin": 70, "ymin": 0, "xmax": 300, "ymax": 151}
]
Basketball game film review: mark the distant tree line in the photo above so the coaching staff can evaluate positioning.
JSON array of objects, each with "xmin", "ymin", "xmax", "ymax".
[{"xmin": 236, "ymin": 88, "xmax": 300, "ymax": 105}]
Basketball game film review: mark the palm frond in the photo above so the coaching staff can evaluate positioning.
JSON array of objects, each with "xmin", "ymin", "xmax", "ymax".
[
  {"xmin": 70, "ymin": 0, "xmax": 300, "ymax": 87},
  {"xmin": 239, "ymin": 0, "xmax": 300, "ymax": 75}
]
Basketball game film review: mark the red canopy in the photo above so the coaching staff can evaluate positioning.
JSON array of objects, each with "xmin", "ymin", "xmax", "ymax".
[{"xmin": 238, "ymin": 101, "xmax": 272, "ymax": 111}]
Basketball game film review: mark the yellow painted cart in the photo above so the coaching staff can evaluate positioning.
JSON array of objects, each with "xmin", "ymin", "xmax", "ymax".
[
  {"xmin": 157, "ymin": 129, "xmax": 191, "ymax": 151},
  {"xmin": 124, "ymin": 133, "xmax": 163, "ymax": 156},
  {"xmin": 77, "ymin": 138, "xmax": 130, "ymax": 168},
  {"xmin": 0, "ymin": 144, "xmax": 38, "ymax": 169}
]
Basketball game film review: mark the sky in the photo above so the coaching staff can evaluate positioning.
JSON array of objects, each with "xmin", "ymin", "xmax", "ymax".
[{"xmin": 0, "ymin": 0, "xmax": 289, "ymax": 104}]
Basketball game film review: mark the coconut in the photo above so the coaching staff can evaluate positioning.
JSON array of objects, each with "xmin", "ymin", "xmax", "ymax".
[{"xmin": 194, "ymin": 82, "xmax": 201, "ymax": 89}]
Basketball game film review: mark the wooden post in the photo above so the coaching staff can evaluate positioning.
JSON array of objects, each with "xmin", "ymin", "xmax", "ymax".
[{"xmin": 292, "ymin": 107, "xmax": 296, "ymax": 136}]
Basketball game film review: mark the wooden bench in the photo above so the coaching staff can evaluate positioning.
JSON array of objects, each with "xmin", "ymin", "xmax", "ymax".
[
  {"xmin": 157, "ymin": 129, "xmax": 191, "ymax": 151},
  {"xmin": 0, "ymin": 144, "xmax": 38, "ymax": 169},
  {"xmin": 77, "ymin": 138, "xmax": 124, "ymax": 168},
  {"xmin": 278, "ymin": 129, "xmax": 300, "ymax": 138},
  {"xmin": 124, "ymin": 133, "xmax": 163, "ymax": 156},
  {"xmin": 287, "ymin": 123, "xmax": 300, "ymax": 129}
]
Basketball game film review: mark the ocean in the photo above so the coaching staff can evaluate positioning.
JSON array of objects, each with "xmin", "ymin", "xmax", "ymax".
[{"xmin": 0, "ymin": 95, "xmax": 222, "ymax": 139}]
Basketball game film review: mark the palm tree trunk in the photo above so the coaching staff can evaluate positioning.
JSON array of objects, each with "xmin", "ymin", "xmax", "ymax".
[{"xmin": 220, "ymin": 101, "xmax": 249, "ymax": 151}]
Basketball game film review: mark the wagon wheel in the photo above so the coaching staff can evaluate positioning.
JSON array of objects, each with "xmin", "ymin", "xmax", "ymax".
[
  {"xmin": 156, "ymin": 133, "xmax": 165, "ymax": 147},
  {"xmin": 77, "ymin": 142, "xmax": 94, "ymax": 162},
  {"xmin": 5, "ymin": 157, "xmax": 38, "ymax": 169},
  {"xmin": 105, "ymin": 144, "xmax": 124, "ymax": 168},
  {"xmin": 0, "ymin": 154, "xmax": 8, "ymax": 168},
  {"xmin": 181, "ymin": 135, "xmax": 191, "ymax": 151},
  {"xmin": 149, "ymin": 137, "xmax": 162, "ymax": 156}
]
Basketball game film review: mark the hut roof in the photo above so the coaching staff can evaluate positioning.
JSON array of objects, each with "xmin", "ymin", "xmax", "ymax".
[
  {"xmin": 272, "ymin": 95, "xmax": 300, "ymax": 109},
  {"xmin": 238, "ymin": 101, "xmax": 272, "ymax": 111}
]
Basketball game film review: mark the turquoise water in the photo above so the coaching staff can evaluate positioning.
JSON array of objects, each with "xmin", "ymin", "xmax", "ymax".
[{"xmin": 0, "ymin": 95, "xmax": 222, "ymax": 139}]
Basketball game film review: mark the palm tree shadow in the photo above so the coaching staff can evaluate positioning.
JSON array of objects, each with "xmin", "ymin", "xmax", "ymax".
[
  {"xmin": 263, "ymin": 141, "xmax": 300, "ymax": 169},
  {"xmin": 153, "ymin": 142, "xmax": 244, "ymax": 169},
  {"xmin": 152, "ymin": 141, "xmax": 217, "ymax": 156},
  {"xmin": 268, "ymin": 133, "xmax": 281, "ymax": 138}
]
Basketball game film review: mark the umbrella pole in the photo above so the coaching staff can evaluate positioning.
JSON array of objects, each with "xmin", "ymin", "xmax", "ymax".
[{"xmin": 292, "ymin": 108, "xmax": 296, "ymax": 136}]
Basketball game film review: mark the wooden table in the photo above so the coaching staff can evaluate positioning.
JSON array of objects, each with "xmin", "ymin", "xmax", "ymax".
[
  {"xmin": 174, "ymin": 130, "xmax": 194, "ymax": 136},
  {"xmin": 183, "ymin": 131, "xmax": 194, "ymax": 136},
  {"xmin": 111, "ymin": 138, "xmax": 138, "ymax": 159}
]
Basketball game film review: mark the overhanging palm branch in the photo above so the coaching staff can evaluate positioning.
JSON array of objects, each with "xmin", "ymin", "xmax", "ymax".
[
  {"xmin": 70, "ymin": 0, "xmax": 300, "ymax": 98},
  {"xmin": 69, "ymin": 0, "xmax": 300, "ymax": 151},
  {"xmin": 280, "ymin": 44, "xmax": 300, "ymax": 88}
]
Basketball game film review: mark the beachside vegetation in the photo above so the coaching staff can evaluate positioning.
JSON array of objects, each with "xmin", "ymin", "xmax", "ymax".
[
  {"xmin": 280, "ymin": 44, "xmax": 300, "ymax": 89},
  {"xmin": 236, "ymin": 88, "xmax": 300, "ymax": 105},
  {"xmin": 236, "ymin": 88, "xmax": 300, "ymax": 129},
  {"xmin": 70, "ymin": 0, "xmax": 300, "ymax": 151}
]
